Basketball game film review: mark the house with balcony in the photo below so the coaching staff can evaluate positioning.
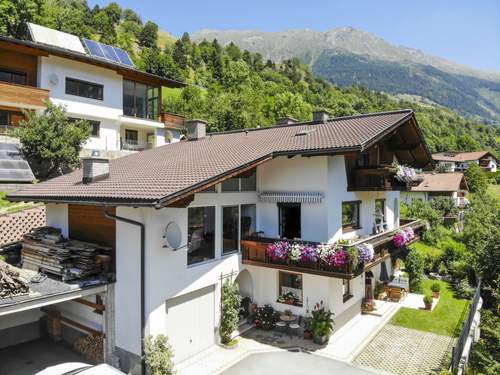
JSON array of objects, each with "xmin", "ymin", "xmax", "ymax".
[
  {"xmin": 6, "ymin": 109, "xmax": 432, "ymax": 373},
  {"xmin": 401, "ymin": 172, "xmax": 469, "ymax": 207},
  {"xmin": 0, "ymin": 23, "xmax": 184, "ymax": 158},
  {"xmin": 432, "ymin": 151, "xmax": 498, "ymax": 172}
]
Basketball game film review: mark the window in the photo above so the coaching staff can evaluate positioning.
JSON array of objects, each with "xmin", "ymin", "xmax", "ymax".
[
  {"xmin": 278, "ymin": 272, "xmax": 303, "ymax": 307},
  {"xmin": 279, "ymin": 203, "xmax": 301, "ymax": 239},
  {"xmin": 187, "ymin": 206, "xmax": 215, "ymax": 265},
  {"xmin": 0, "ymin": 111, "xmax": 8, "ymax": 126},
  {"xmin": 0, "ymin": 68, "xmax": 27, "ymax": 85},
  {"xmin": 221, "ymin": 169, "xmax": 257, "ymax": 192},
  {"xmin": 123, "ymin": 79, "xmax": 159, "ymax": 120},
  {"xmin": 65, "ymin": 77, "xmax": 103, "ymax": 100},
  {"xmin": 343, "ymin": 279, "xmax": 352, "ymax": 302},
  {"xmin": 221, "ymin": 178, "xmax": 239, "ymax": 192},
  {"xmin": 69, "ymin": 118, "xmax": 100, "ymax": 137},
  {"xmin": 375, "ymin": 199, "xmax": 386, "ymax": 223},
  {"xmin": 342, "ymin": 201, "xmax": 361, "ymax": 232},
  {"xmin": 125, "ymin": 129, "xmax": 138, "ymax": 145},
  {"xmin": 240, "ymin": 204, "xmax": 256, "ymax": 238},
  {"xmin": 222, "ymin": 206, "xmax": 239, "ymax": 254}
]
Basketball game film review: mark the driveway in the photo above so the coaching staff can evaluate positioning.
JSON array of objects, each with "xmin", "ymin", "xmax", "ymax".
[
  {"xmin": 221, "ymin": 351, "xmax": 380, "ymax": 375},
  {"xmin": 0, "ymin": 338, "xmax": 93, "ymax": 375}
]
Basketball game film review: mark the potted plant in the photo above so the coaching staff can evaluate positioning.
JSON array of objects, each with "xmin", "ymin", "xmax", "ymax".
[
  {"xmin": 303, "ymin": 316, "xmax": 312, "ymax": 340},
  {"xmin": 374, "ymin": 282, "xmax": 386, "ymax": 300},
  {"xmin": 423, "ymin": 295, "xmax": 433, "ymax": 310},
  {"xmin": 361, "ymin": 298, "xmax": 375, "ymax": 313},
  {"xmin": 220, "ymin": 280, "xmax": 242, "ymax": 348},
  {"xmin": 431, "ymin": 283, "xmax": 441, "ymax": 298},
  {"xmin": 277, "ymin": 291, "xmax": 297, "ymax": 305},
  {"xmin": 310, "ymin": 301, "xmax": 334, "ymax": 345}
]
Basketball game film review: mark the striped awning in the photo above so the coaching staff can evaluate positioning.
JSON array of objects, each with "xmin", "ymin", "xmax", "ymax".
[{"xmin": 259, "ymin": 191, "xmax": 324, "ymax": 204}]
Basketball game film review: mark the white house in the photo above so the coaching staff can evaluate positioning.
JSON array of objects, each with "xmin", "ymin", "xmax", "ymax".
[
  {"xmin": 401, "ymin": 172, "xmax": 469, "ymax": 207},
  {"xmin": 432, "ymin": 151, "xmax": 498, "ymax": 173},
  {"xmin": 6, "ymin": 109, "xmax": 432, "ymax": 373},
  {"xmin": 0, "ymin": 24, "xmax": 185, "ymax": 159}
]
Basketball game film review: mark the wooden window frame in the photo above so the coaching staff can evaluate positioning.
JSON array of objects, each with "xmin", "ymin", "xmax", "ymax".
[
  {"xmin": 0, "ymin": 67, "xmax": 27, "ymax": 85},
  {"xmin": 278, "ymin": 271, "xmax": 303, "ymax": 307},
  {"xmin": 342, "ymin": 200, "xmax": 361, "ymax": 232}
]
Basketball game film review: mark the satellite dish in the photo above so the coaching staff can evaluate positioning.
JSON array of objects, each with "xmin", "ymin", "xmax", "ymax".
[
  {"xmin": 49, "ymin": 73, "xmax": 59, "ymax": 86},
  {"xmin": 163, "ymin": 221, "xmax": 183, "ymax": 250}
]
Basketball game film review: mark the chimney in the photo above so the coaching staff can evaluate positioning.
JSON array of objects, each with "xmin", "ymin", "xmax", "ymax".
[
  {"xmin": 276, "ymin": 116, "xmax": 298, "ymax": 126},
  {"xmin": 312, "ymin": 110, "xmax": 330, "ymax": 122},
  {"xmin": 82, "ymin": 157, "xmax": 109, "ymax": 184},
  {"xmin": 186, "ymin": 119, "xmax": 207, "ymax": 140}
]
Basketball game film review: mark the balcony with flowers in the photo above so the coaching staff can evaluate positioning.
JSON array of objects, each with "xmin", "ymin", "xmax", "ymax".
[
  {"xmin": 347, "ymin": 163, "xmax": 424, "ymax": 192},
  {"xmin": 241, "ymin": 219, "xmax": 425, "ymax": 279}
]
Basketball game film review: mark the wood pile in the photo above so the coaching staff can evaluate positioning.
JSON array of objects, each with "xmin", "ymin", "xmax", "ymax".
[
  {"xmin": 22, "ymin": 227, "xmax": 112, "ymax": 281},
  {"xmin": 0, "ymin": 262, "xmax": 30, "ymax": 298},
  {"xmin": 73, "ymin": 333, "xmax": 103, "ymax": 362}
]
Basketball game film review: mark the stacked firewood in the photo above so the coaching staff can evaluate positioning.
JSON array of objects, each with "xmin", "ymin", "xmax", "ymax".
[
  {"xmin": 73, "ymin": 333, "xmax": 104, "ymax": 362},
  {"xmin": 0, "ymin": 262, "xmax": 30, "ymax": 298},
  {"xmin": 21, "ymin": 227, "xmax": 112, "ymax": 281}
]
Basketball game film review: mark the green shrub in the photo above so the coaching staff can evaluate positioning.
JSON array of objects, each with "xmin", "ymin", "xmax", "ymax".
[
  {"xmin": 438, "ymin": 262, "xmax": 447, "ymax": 275},
  {"xmin": 220, "ymin": 280, "xmax": 242, "ymax": 344},
  {"xmin": 431, "ymin": 283, "xmax": 441, "ymax": 293},
  {"xmin": 454, "ymin": 279, "xmax": 475, "ymax": 299},
  {"xmin": 144, "ymin": 335, "xmax": 175, "ymax": 375},
  {"xmin": 405, "ymin": 248, "xmax": 425, "ymax": 293},
  {"xmin": 422, "ymin": 225, "xmax": 451, "ymax": 246}
]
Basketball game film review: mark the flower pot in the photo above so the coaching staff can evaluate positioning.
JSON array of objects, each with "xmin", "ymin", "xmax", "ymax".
[
  {"xmin": 303, "ymin": 331, "xmax": 312, "ymax": 340},
  {"xmin": 432, "ymin": 291, "xmax": 440, "ymax": 299},
  {"xmin": 220, "ymin": 339, "xmax": 239, "ymax": 349},
  {"xmin": 313, "ymin": 334, "xmax": 329, "ymax": 345},
  {"xmin": 424, "ymin": 303, "xmax": 432, "ymax": 310}
]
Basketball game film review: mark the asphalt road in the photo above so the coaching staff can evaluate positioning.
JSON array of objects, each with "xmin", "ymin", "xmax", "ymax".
[{"xmin": 221, "ymin": 350, "xmax": 381, "ymax": 375}]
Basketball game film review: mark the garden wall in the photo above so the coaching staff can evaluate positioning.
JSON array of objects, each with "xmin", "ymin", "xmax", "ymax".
[{"xmin": 0, "ymin": 206, "xmax": 46, "ymax": 247}]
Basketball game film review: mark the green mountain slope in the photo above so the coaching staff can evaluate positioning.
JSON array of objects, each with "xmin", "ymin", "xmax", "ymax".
[{"xmin": 193, "ymin": 28, "xmax": 500, "ymax": 124}]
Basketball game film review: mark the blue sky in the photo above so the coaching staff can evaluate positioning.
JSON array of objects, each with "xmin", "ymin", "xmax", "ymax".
[{"xmin": 88, "ymin": 0, "xmax": 500, "ymax": 72}]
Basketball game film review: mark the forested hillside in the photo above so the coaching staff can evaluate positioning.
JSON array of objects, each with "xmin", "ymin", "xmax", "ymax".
[{"xmin": 1, "ymin": 0, "xmax": 499, "ymax": 154}]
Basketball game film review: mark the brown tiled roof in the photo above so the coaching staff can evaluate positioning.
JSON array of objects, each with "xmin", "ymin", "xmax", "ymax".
[
  {"xmin": 411, "ymin": 172, "xmax": 467, "ymax": 192},
  {"xmin": 8, "ymin": 109, "xmax": 424, "ymax": 206},
  {"xmin": 432, "ymin": 151, "xmax": 495, "ymax": 162}
]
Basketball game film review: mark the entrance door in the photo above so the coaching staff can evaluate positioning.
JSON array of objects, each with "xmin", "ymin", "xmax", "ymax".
[
  {"xmin": 164, "ymin": 285, "xmax": 215, "ymax": 363},
  {"xmin": 278, "ymin": 203, "xmax": 301, "ymax": 239}
]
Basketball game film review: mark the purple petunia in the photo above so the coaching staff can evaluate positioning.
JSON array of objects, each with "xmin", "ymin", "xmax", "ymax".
[
  {"xmin": 299, "ymin": 245, "xmax": 318, "ymax": 262},
  {"xmin": 267, "ymin": 241, "xmax": 291, "ymax": 261}
]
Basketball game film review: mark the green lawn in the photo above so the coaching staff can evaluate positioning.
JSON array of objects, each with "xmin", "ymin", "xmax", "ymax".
[
  {"xmin": 390, "ymin": 279, "xmax": 469, "ymax": 337},
  {"xmin": 487, "ymin": 184, "xmax": 500, "ymax": 198},
  {"xmin": 0, "ymin": 191, "xmax": 15, "ymax": 209},
  {"xmin": 0, "ymin": 191, "xmax": 38, "ymax": 214}
]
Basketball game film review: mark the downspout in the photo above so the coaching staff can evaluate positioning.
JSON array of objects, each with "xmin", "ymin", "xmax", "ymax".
[{"xmin": 102, "ymin": 206, "xmax": 146, "ymax": 374}]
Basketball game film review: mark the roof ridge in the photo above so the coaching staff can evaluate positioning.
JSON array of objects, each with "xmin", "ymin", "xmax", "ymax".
[{"xmin": 207, "ymin": 109, "xmax": 413, "ymax": 136}]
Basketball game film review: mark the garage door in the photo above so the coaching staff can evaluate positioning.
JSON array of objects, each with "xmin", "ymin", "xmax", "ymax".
[{"xmin": 165, "ymin": 285, "xmax": 215, "ymax": 363}]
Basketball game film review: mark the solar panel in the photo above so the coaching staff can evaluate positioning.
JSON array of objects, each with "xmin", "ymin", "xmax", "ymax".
[
  {"xmin": 83, "ymin": 38, "xmax": 105, "ymax": 58},
  {"xmin": 114, "ymin": 47, "xmax": 134, "ymax": 66},
  {"xmin": 100, "ymin": 44, "xmax": 120, "ymax": 63},
  {"xmin": 83, "ymin": 38, "xmax": 135, "ymax": 67},
  {"xmin": 28, "ymin": 23, "xmax": 86, "ymax": 54}
]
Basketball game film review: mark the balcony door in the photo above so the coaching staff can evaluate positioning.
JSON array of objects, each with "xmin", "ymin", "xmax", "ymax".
[{"xmin": 278, "ymin": 203, "xmax": 301, "ymax": 239}]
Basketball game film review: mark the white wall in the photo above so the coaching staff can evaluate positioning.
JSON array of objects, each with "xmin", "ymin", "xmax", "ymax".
[{"xmin": 45, "ymin": 203, "xmax": 69, "ymax": 238}]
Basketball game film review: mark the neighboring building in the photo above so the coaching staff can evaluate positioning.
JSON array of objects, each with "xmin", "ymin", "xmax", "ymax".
[
  {"xmin": 0, "ymin": 23, "xmax": 184, "ymax": 159},
  {"xmin": 432, "ymin": 151, "xmax": 498, "ymax": 172},
  {"xmin": 6, "ymin": 109, "xmax": 432, "ymax": 373},
  {"xmin": 402, "ymin": 172, "xmax": 469, "ymax": 207}
]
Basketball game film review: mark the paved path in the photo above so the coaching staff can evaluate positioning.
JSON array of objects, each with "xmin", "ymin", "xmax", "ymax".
[
  {"xmin": 353, "ymin": 324, "xmax": 454, "ymax": 375},
  {"xmin": 221, "ymin": 351, "xmax": 380, "ymax": 375},
  {"xmin": 177, "ymin": 302, "xmax": 400, "ymax": 375}
]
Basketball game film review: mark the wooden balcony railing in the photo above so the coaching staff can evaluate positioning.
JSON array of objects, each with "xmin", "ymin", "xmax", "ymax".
[
  {"xmin": 0, "ymin": 82, "xmax": 49, "ymax": 109},
  {"xmin": 241, "ymin": 219, "xmax": 426, "ymax": 279},
  {"xmin": 348, "ymin": 167, "xmax": 423, "ymax": 192}
]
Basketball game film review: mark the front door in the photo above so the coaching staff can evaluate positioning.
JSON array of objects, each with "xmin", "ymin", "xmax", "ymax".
[{"xmin": 278, "ymin": 203, "xmax": 301, "ymax": 239}]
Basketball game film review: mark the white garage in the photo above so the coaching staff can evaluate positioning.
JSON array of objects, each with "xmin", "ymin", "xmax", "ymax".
[{"xmin": 165, "ymin": 285, "xmax": 216, "ymax": 363}]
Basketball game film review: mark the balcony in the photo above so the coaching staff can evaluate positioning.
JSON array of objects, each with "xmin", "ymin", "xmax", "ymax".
[
  {"xmin": 348, "ymin": 166, "xmax": 423, "ymax": 192},
  {"xmin": 241, "ymin": 219, "xmax": 426, "ymax": 279},
  {"xmin": 0, "ymin": 81, "xmax": 49, "ymax": 109},
  {"xmin": 120, "ymin": 140, "xmax": 153, "ymax": 151}
]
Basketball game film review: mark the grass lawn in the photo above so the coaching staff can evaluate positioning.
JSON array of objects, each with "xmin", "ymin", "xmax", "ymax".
[
  {"xmin": 487, "ymin": 184, "xmax": 500, "ymax": 198},
  {"xmin": 0, "ymin": 191, "xmax": 38, "ymax": 214},
  {"xmin": 390, "ymin": 279, "xmax": 469, "ymax": 337},
  {"xmin": 0, "ymin": 191, "xmax": 15, "ymax": 209}
]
